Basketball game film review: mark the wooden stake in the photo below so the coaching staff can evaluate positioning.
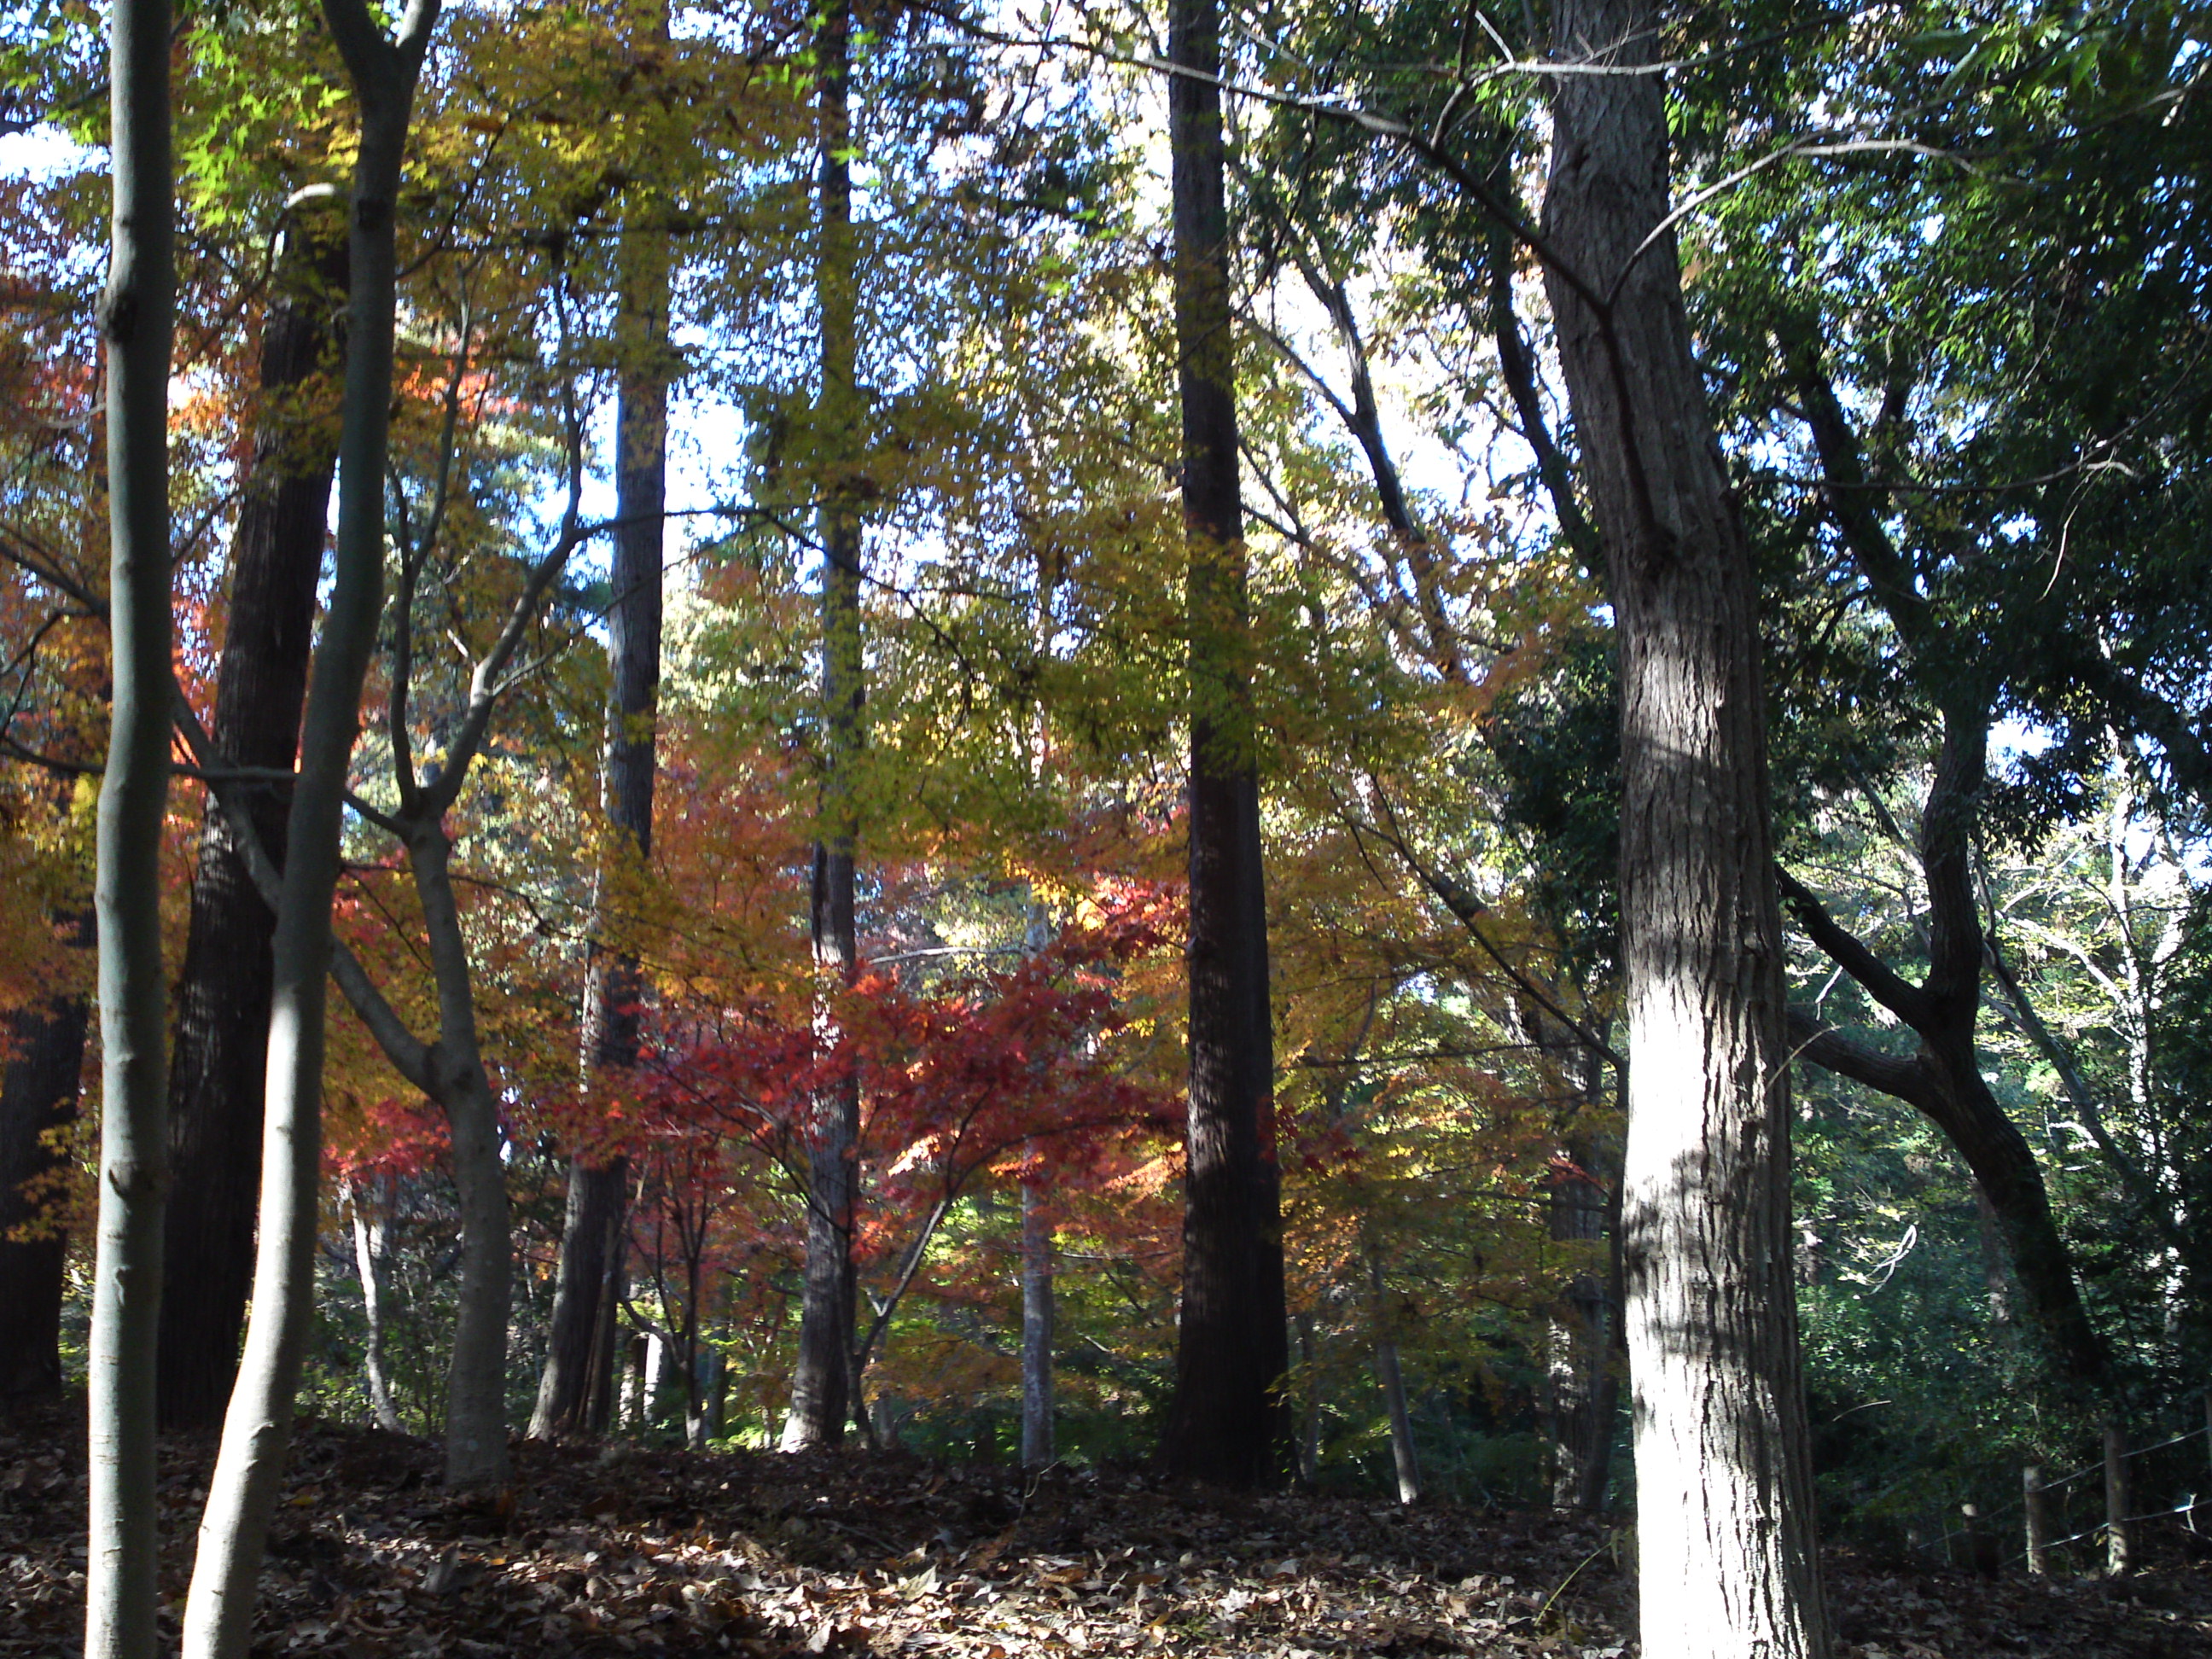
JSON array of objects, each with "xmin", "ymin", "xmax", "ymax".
[
  {"xmin": 2104, "ymin": 1419, "xmax": 2131, "ymax": 1577},
  {"xmin": 2023, "ymin": 1465, "xmax": 2048, "ymax": 1575}
]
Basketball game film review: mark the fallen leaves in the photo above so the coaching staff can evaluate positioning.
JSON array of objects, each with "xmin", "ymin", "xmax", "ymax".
[{"xmin": 2, "ymin": 1401, "xmax": 2209, "ymax": 1656}]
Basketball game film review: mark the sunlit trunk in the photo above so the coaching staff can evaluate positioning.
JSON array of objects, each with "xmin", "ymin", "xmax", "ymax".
[
  {"xmin": 1541, "ymin": 0, "xmax": 1828, "ymax": 1648},
  {"xmin": 84, "ymin": 0, "xmax": 173, "ymax": 1646}
]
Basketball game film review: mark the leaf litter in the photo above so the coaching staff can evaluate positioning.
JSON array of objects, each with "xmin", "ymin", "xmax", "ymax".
[{"xmin": 3, "ymin": 1404, "xmax": 2209, "ymax": 1657}]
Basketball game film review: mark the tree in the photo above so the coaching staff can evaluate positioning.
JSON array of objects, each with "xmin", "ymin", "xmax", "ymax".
[
  {"xmin": 784, "ymin": 0, "xmax": 867, "ymax": 1451},
  {"xmin": 83, "ymin": 0, "xmax": 173, "ymax": 1649},
  {"xmin": 181, "ymin": 0, "xmax": 443, "ymax": 1649},
  {"xmin": 158, "ymin": 207, "xmax": 346, "ymax": 1433},
  {"xmin": 1150, "ymin": 0, "xmax": 1292, "ymax": 1492},
  {"xmin": 533, "ymin": 0, "xmax": 676, "ymax": 1447},
  {"xmin": 1539, "ymin": 0, "xmax": 1828, "ymax": 1649}
]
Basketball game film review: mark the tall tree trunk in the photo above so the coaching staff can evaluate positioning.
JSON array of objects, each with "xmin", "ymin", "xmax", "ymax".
[
  {"xmin": 1540, "ymin": 0, "xmax": 1829, "ymax": 1650},
  {"xmin": 84, "ymin": 0, "xmax": 173, "ymax": 1646},
  {"xmin": 182, "ymin": 3, "xmax": 441, "ymax": 1652},
  {"xmin": 1153, "ymin": 0, "xmax": 1291, "ymax": 1490},
  {"xmin": 783, "ymin": 0, "xmax": 864, "ymax": 1452},
  {"xmin": 158, "ymin": 213, "xmax": 346, "ymax": 1434},
  {"xmin": 0, "ymin": 923, "xmax": 89, "ymax": 1406},
  {"xmin": 533, "ymin": 97, "xmax": 668, "ymax": 1439},
  {"xmin": 346, "ymin": 1177, "xmax": 404, "ymax": 1432},
  {"xmin": 1020, "ymin": 1181, "xmax": 1055, "ymax": 1469}
]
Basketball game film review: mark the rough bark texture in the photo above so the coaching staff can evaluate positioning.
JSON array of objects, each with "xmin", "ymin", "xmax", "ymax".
[
  {"xmin": 0, "ymin": 938, "xmax": 88, "ymax": 1406},
  {"xmin": 533, "ymin": 134, "xmax": 668, "ymax": 1442},
  {"xmin": 158, "ymin": 217, "xmax": 345, "ymax": 1434},
  {"xmin": 1152, "ymin": 0, "xmax": 1292, "ymax": 1490},
  {"xmin": 183, "ymin": 5, "xmax": 440, "ymax": 1652},
  {"xmin": 86, "ymin": 0, "xmax": 174, "ymax": 1647},
  {"xmin": 1540, "ymin": 0, "xmax": 1829, "ymax": 1650},
  {"xmin": 783, "ymin": 0, "xmax": 864, "ymax": 1453}
]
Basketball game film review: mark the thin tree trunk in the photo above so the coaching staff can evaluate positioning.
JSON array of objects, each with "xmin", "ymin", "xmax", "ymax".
[
  {"xmin": 1020, "ymin": 1181, "xmax": 1055, "ymax": 1469},
  {"xmin": 403, "ymin": 826, "xmax": 513, "ymax": 1487},
  {"xmin": 158, "ymin": 218, "xmax": 346, "ymax": 1433},
  {"xmin": 1540, "ymin": 0, "xmax": 1829, "ymax": 1650},
  {"xmin": 182, "ymin": 4, "xmax": 441, "ymax": 1653},
  {"xmin": 533, "ymin": 0, "xmax": 668, "ymax": 1447},
  {"xmin": 84, "ymin": 0, "xmax": 173, "ymax": 1646},
  {"xmin": 1295, "ymin": 1312, "xmax": 1321, "ymax": 1486},
  {"xmin": 1367, "ymin": 1252, "xmax": 1420, "ymax": 1505},
  {"xmin": 346, "ymin": 1177, "xmax": 403, "ymax": 1431},
  {"xmin": 1153, "ymin": 0, "xmax": 1291, "ymax": 1492},
  {"xmin": 784, "ymin": 0, "xmax": 864, "ymax": 1452},
  {"xmin": 0, "ymin": 925, "xmax": 89, "ymax": 1406}
]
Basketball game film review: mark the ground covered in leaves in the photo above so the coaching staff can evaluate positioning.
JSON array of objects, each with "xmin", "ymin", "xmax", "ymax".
[{"xmin": 5, "ymin": 1405, "xmax": 2210, "ymax": 1657}]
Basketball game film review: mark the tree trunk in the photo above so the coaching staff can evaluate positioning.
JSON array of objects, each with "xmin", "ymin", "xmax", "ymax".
[
  {"xmin": 1020, "ymin": 1180, "xmax": 1055, "ymax": 1469},
  {"xmin": 182, "ymin": 5, "xmax": 441, "ymax": 1653},
  {"xmin": 1367, "ymin": 1252, "xmax": 1420, "ymax": 1505},
  {"xmin": 0, "ymin": 929, "xmax": 89, "ymax": 1406},
  {"xmin": 85, "ymin": 0, "xmax": 173, "ymax": 1647},
  {"xmin": 783, "ymin": 0, "xmax": 864, "ymax": 1452},
  {"xmin": 159, "ymin": 212, "xmax": 346, "ymax": 1434},
  {"xmin": 346, "ymin": 1177, "xmax": 404, "ymax": 1431},
  {"xmin": 407, "ymin": 826, "xmax": 513, "ymax": 1487},
  {"xmin": 532, "ymin": 0, "xmax": 668, "ymax": 1448},
  {"xmin": 1779, "ymin": 703, "xmax": 2108, "ymax": 1394},
  {"xmin": 1546, "ymin": 1137, "xmax": 1615, "ymax": 1510},
  {"xmin": 1540, "ymin": 0, "xmax": 1830, "ymax": 1650},
  {"xmin": 1295, "ymin": 1311, "xmax": 1321, "ymax": 1485},
  {"xmin": 1152, "ymin": 0, "xmax": 1292, "ymax": 1493}
]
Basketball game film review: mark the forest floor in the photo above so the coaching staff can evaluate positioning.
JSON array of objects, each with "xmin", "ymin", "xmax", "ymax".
[{"xmin": 4, "ymin": 1402, "xmax": 2209, "ymax": 1658}]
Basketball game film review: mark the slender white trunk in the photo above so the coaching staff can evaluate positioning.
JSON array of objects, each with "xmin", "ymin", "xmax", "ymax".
[
  {"xmin": 85, "ymin": 0, "xmax": 173, "ymax": 1643},
  {"xmin": 1020, "ymin": 1182, "xmax": 1055, "ymax": 1469},
  {"xmin": 1366, "ymin": 1253, "xmax": 1419, "ymax": 1505},
  {"xmin": 346, "ymin": 1179, "xmax": 404, "ymax": 1431},
  {"xmin": 183, "ymin": 8, "xmax": 441, "ymax": 1656}
]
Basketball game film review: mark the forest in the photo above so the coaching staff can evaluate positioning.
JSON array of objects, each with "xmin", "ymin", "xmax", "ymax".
[{"xmin": 3, "ymin": 0, "xmax": 2211, "ymax": 1654}]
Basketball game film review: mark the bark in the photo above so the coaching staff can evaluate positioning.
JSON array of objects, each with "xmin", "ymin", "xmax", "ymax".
[
  {"xmin": 783, "ymin": 0, "xmax": 864, "ymax": 1452},
  {"xmin": 346, "ymin": 1177, "xmax": 403, "ymax": 1431},
  {"xmin": 1152, "ymin": 0, "xmax": 1292, "ymax": 1490},
  {"xmin": 182, "ymin": 4, "xmax": 441, "ymax": 1654},
  {"xmin": 532, "ymin": 1161, "xmax": 629, "ymax": 1439},
  {"xmin": 1020, "ymin": 1181, "xmax": 1055, "ymax": 1469},
  {"xmin": 158, "ymin": 213, "xmax": 346, "ymax": 1434},
  {"xmin": 533, "ymin": 3, "xmax": 668, "ymax": 1447},
  {"xmin": 85, "ymin": 0, "xmax": 173, "ymax": 1648},
  {"xmin": 1540, "ymin": 0, "xmax": 1829, "ymax": 1650},
  {"xmin": 0, "ymin": 933, "xmax": 88, "ymax": 1406}
]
